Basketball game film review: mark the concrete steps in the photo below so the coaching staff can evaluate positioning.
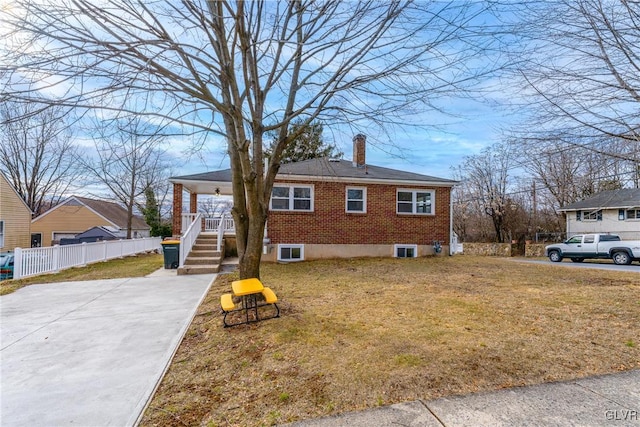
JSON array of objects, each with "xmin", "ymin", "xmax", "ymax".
[{"xmin": 177, "ymin": 232, "xmax": 225, "ymax": 275}]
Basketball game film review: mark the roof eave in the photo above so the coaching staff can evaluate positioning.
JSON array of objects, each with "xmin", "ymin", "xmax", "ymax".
[
  {"xmin": 274, "ymin": 173, "xmax": 458, "ymax": 187},
  {"xmin": 561, "ymin": 204, "xmax": 640, "ymax": 212}
]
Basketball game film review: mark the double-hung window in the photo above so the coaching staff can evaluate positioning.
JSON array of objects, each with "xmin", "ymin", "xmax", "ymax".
[
  {"xmin": 270, "ymin": 184, "xmax": 313, "ymax": 211},
  {"xmin": 346, "ymin": 187, "xmax": 366, "ymax": 213},
  {"xmin": 397, "ymin": 189, "xmax": 434, "ymax": 215}
]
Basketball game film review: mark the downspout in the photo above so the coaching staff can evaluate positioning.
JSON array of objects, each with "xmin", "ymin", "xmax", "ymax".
[
  {"xmin": 263, "ymin": 156, "xmax": 270, "ymax": 255},
  {"xmin": 449, "ymin": 187, "xmax": 454, "ymax": 256}
]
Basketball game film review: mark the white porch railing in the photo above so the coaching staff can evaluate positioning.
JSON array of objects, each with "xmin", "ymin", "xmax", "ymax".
[
  {"xmin": 179, "ymin": 213, "xmax": 202, "ymax": 267},
  {"xmin": 205, "ymin": 216, "xmax": 219, "ymax": 231},
  {"xmin": 13, "ymin": 237, "xmax": 162, "ymax": 279},
  {"xmin": 182, "ymin": 213, "xmax": 235, "ymax": 233},
  {"xmin": 180, "ymin": 212, "xmax": 235, "ymax": 256},
  {"xmin": 181, "ymin": 213, "xmax": 199, "ymax": 233}
]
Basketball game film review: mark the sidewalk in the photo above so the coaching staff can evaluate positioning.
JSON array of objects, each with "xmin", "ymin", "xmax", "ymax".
[
  {"xmin": 289, "ymin": 370, "xmax": 640, "ymax": 427},
  {"xmin": 1, "ymin": 269, "xmax": 214, "ymax": 427}
]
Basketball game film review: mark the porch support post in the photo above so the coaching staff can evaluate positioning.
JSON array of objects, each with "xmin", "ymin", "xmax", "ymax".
[
  {"xmin": 172, "ymin": 183, "xmax": 183, "ymax": 236},
  {"xmin": 190, "ymin": 193, "xmax": 198, "ymax": 213}
]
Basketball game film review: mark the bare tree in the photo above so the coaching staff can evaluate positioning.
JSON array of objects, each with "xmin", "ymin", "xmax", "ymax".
[
  {"xmin": 80, "ymin": 116, "xmax": 170, "ymax": 238},
  {"xmin": 2, "ymin": 0, "xmax": 499, "ymax": 278},
  {"xmin": 507, "ymin": 0, "xmax": 640, "ymax": 169},
  {"xmin": 458, "ymin": 143, "xmax": 515, "ymax": 243},
  {"xmin": 0, "ymin": 101, "xmax": 84, "ymax": 216},
  {"xmin": 517, "ymin": 133, "xmax": 632, "ymax": 215},
  {"xmin": 199, "ymin": 196, "xmax": 233, "ymax": 217}
]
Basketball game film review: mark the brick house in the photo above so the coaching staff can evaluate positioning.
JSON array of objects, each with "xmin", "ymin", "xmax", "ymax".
[{"xmin": 170, "ymin": 135, "xmax": 458, "ymax": 262}]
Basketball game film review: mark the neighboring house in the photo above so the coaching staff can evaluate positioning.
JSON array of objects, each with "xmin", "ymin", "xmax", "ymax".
[
  {"xmin": 169, "ymin": 134, "xmax": 458, "ymax": 260},
  {"xmin": 561, "ymin": 188, "xmax": 640, "ymax": 240},
  {"xmin": 0, "ymin": 172, "xmax": 32, "ymax": 251},
  {"xmin": 31, "ymin": 196, "xmax": 150, "ymax": 247},
  {"xmin": 59, "ymin": 226, "xmax": 120, "ymax": 245}
]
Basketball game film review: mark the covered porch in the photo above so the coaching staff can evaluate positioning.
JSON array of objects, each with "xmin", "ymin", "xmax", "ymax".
[
  {"xmin": 169, "ymin": 169, "xmax": 236, "ymax": 236},
  {"xmin": 169, "ymin": 170, "xmax": 237, "ymax": 270}
]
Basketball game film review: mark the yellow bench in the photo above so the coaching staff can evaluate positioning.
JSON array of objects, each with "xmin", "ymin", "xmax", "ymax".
[
  {"xmin": 220, "ymin": 293, "xmax": 236, "ymax": 312},
  {"xmin": 262, "ymin": 287, "xmax": 278, "ymax": 304}
]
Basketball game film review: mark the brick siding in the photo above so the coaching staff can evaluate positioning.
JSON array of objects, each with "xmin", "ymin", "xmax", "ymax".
[{"xmin": 267, "ymin": 180, "xmax": 451, "ymax": 245}]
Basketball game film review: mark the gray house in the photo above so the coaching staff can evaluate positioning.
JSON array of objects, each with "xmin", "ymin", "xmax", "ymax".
[{"xmin": 561, "ymin": 188, "xmax": 640, "ymax": 239}]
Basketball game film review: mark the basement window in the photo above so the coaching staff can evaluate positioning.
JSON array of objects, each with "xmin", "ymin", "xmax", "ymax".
[
  {"xmin": 394, "ymin": 244, "xmax": 417, "ymax": 258},
  {"xmin": 278, "ymin": 244, "xmax": 304, "ymax": 262}
]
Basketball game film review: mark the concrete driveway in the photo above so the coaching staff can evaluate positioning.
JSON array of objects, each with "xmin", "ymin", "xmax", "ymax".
[
  {"xmin": 512, "ymin": 258, "xmax": 640, "ymax": 273},
  {"xmin": 0, "ymin": 270, "xmax": 213, "ymax": 426}
]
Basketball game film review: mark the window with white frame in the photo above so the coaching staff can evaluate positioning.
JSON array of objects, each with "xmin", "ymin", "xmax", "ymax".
[
  {"xmin": 0, "ymin": 220, "xmax": 4, "ymax": 248},
  {"xmin": 396, "ymin": 189, "xmax": 434, "ymax": 214},
  {"xmin": 394, "ymin": 244, "xmax": 417, "ymax": 258},
  {"xmin": 626, "ymin": 209, "xmax": 640, "ymax": 220},
  {"xmin": 278, "ymin": 244, "xmax": 304, "ymax": 261},
  {"xmin": 270, "ymin": 184, "xmax": 313, "ymax": 211},
  {"xmin": 581, "ymin": 210, "xmax": 602, "ymax": 221},
  {"xmin": 346, "ymin": 187, "xmax": 366, "ymax": 213}
]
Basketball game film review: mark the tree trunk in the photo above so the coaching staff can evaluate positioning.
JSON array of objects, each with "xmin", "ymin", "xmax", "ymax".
[
  {"xmin": 126, "ymin": 203, "xmax": 133, "ymax": 239},
  {"xmin": 238, "ymin": 217, "xmax": 266, "ymax": 279}
]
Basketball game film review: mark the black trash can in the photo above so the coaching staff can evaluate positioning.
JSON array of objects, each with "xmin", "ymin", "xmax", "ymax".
[{"xmin": 161, "ymin": 240, "xmax": 180, "ymax": 269}]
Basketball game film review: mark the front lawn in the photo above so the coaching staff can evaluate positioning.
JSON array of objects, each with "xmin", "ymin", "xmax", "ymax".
[{"xmin": 140, "ymin": 256, "xmax": 640, "ymax": 426}]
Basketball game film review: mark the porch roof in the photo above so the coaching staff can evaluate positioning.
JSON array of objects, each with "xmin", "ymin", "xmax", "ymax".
[
  {"xmin": 169, "ymin": 169, "xmax": 233, "ymax": 195},
  {"xmin": 169, "ymin": 157, "xmax": 458, "ymax": 194}
]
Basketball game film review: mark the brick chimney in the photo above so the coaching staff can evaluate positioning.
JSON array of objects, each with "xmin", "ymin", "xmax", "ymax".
[{"xmin": 352, "ymin": 134, "xmax": 366, "ymax": 168}]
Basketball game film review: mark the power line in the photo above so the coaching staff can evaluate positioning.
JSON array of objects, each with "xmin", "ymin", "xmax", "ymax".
[{"xmin": 454, "ymin": 169, "xmax": 639, "ymax": 205}]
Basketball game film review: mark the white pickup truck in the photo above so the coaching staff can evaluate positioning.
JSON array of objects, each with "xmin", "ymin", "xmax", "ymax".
[{"xmin": 545, "ymin": 234, "xmax": 640, "ymax": 265}]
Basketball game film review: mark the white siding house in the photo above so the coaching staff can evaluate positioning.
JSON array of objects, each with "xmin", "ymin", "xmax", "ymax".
[{"xmin": 561, "ymin": 189, "xmax": 640, "ymax": 240}]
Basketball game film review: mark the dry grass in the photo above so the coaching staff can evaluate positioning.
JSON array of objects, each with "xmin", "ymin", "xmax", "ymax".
[
  {"xmin": 140, "ymin": 256, "xmax": 640, "ymax": 427},
  {"xmin": 0, "ymin": 252, "xmax": 163, "ymax": 295}
]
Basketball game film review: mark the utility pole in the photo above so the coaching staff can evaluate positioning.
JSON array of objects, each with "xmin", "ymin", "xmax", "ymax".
[{"xmin": 532, "ymin": 180, "xmax": 537, "ymax": 242}]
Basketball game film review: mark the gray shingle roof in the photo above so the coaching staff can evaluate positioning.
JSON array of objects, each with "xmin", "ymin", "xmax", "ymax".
[
  {"xmin": 171, "ymin": 158, "xmax": 457, "ymax": 186},
  {"xmin": 278, "ymin": 158, "xmax": 457, "ymax": 184},
  {"xmin": 171, "ymin": 169, "xmax": 233, "ymax": 182},
  {"xmin": 74, "ymin": 196, "xmax": 149, "ymax": 230},
  {"xmin": 561, "ymin": 189, "xmax": 640, "ymax": 211}
]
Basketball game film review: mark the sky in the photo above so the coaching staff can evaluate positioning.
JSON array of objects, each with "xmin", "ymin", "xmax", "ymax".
[
  {"xmin": 151, "ymin": 3, "xmax": 514, "ymax": 181},
  {"xmin": 2, "ymin": 0, "xmax": 519, "ymax": 185},
  {"xmin": 165, "ymin": 94, "xmax": 511, "ymax": 181}
]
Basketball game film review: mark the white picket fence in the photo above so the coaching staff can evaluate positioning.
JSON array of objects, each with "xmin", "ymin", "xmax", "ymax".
[{"xmin": 13, "ymin": 237, "xmax": 162, "ymax": 279}]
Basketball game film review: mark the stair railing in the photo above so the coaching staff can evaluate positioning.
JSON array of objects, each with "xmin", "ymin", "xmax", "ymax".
[
  {"xmin": 217, "ymin": 213, "xmax": 226, "ymax": 253},
  {"xmin": 180, "ymin": 212, "xmax": 202, "ymax": 267}
]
